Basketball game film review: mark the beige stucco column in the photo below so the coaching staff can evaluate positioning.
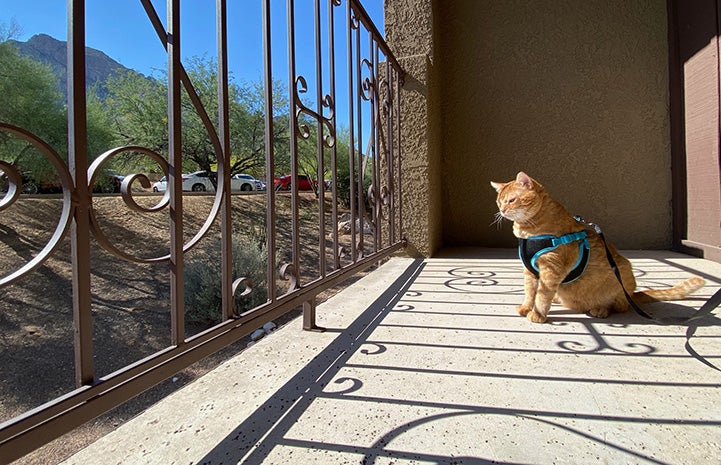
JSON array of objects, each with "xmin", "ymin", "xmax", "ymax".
[{"xmin": 385, "ymin": 0, "xmax": 442, "ymax": 257}]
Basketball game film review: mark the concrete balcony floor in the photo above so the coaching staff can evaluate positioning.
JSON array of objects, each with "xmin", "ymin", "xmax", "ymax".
[{"xmin": 63, "ymin": 249, "xmax": 721, "ymax": 465}]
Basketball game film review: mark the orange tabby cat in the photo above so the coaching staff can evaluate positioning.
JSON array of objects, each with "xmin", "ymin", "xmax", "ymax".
[{"xmin": 490, "ymin": 171, "xmax": 705, "ymax": 323}]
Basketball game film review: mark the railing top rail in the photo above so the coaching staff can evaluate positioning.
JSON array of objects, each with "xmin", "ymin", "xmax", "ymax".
[{"xmin": 350, "ymin": 0, "xmax": 402, "ymax": 71}]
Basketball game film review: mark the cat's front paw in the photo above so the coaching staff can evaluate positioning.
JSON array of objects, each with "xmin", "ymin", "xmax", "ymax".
[
  {"xmin": 527, "ymin": 310, "xmax": 547, "ymax": 324},
  {"xmin": 588, "ymin": 308, "xmax": 610, "ymax": 319},
  {"xmin": 517, "ymin": 305, "xmax": 533, "ymax": 316}
]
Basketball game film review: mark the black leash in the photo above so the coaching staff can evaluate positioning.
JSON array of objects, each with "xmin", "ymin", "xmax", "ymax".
[{"xmin": 591, "ymin": 222, "xmax": 721, "ymax": 326}]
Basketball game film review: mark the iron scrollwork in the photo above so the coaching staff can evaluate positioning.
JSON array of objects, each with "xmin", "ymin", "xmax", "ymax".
[
  {"xmin": 229, "ymin": 277, "xmax": 254, "ymax": 318},
  {"xmin": 293, "ymin": 76, "xmax": 336, "ymax": 149},
  {"xmin": 280, "ymin": 263, "xmax": 299, "ymax": 294},
  {"xmin": 0, "ymin": 123, "xmax": 75, "ymax": 288},
  {"xmin": 360, "ymin": 58, "xmax": 375, "ymax": 102},
  {"xmin": 83, "ymin": 144, "xmax": 223, "ymax": 264}
]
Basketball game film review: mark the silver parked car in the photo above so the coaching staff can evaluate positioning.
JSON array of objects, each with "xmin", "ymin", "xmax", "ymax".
[{"xmin": 231, "ymin": 174, "xmax": 266, "ymax": 191}]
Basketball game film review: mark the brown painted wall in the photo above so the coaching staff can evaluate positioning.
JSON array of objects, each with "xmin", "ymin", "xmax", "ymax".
[
  {"xmin": 674, "ymin": 0, "xmax": 721, "ymax": 262},
  {"xmin": 388, "ymin": 0, "xmax": 673, "ymax": 252},
  {"xmin": 439, "ymin": 1, "xmax": 671, "ymax": 249}
]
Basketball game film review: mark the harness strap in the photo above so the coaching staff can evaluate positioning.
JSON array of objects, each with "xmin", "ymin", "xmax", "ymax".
[
  {"xmin": 591, "ymin": 221, "xmax": 721, "ymax": 326},
  {"xmin": 519, "ymin": 230, "xmax": 590, "ymax": 284}
]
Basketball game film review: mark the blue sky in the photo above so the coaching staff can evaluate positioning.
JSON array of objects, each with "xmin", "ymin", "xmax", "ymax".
[
  {"xmin": 2, "ymin": 0, "xmax": 385, "ymax": 125},
  {"xmin": 2, "ymin": 1, "xmax": 384, "ymax": 77}
]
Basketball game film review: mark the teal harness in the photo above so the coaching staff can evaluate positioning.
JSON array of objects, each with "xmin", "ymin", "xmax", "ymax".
[{"xmin": 518, "ymin": 229, "xmax": 590, "ymax": 284}]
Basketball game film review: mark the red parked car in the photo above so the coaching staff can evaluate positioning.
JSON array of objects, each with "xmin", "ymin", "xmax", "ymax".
[{"xmin": 273, "ymin": 174, "xmax": 317, "ymax": 191}]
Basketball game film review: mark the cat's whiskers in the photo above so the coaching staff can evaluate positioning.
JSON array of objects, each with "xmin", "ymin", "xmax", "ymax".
[{"xmin": 490, "ymin": 212, "xmax": 506, "ymax": 229}]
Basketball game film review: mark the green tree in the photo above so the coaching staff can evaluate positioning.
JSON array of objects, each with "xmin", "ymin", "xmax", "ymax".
[
  {"xmin": 103, "ymin": 69, "xmax": 168, "ymax": 174},
  {"xmin": 86, "ymin": 85, "xmax": 116, "ymax": 158},
  {"xmin": 0, "ymin": 39, "xmax": 67, "ymax": 183},
  {"xmin": 104, "ymin": 56, "xmax": 291, "ymax": 182},
  {"xmin": 232, "ymin": 78, "xmax": 290, "ymax": 179},
  {"xmin": 0, "ymin": 28, "xmax": 116, "ymax": 190}
]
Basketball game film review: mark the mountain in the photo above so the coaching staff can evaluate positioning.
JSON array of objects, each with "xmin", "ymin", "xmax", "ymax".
[{"xmin": 6, "ymin": 33, "xmax": 140, "ymax": 100}]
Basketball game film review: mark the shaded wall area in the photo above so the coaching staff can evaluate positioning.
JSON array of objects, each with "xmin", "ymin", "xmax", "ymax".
[
  {"xmin": 672, "ymin": 0, "xmax": 721, "ymax": 262},
  {"xmin": 435, "ymin": 1, "xmax": 671, "ymax": 249}
]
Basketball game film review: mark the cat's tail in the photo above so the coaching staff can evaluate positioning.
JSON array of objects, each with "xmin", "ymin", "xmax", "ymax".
[{"xmin": 633, "ymin": 277, "xmax": 705, "ymax": 304}]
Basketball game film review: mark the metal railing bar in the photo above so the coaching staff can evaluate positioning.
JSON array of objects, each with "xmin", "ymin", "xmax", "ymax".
[
  {"xmin": 384, "ymin": 58, "xmax": 393, "ymax": 243},
  {"xmin": 217, "ymin": 0, "xmax": 235, "ymax": 322},
  {"xmin": 328, "ymin": 0, "xmax": 340, "ymax": 272},
  {"xmin": 346, "ymin": 1, "xmax": 358, "ymax": 262},
  {"xmin": 390, "ymin": 63, "xmax": 398, "ymax": 243},
  {"xmin": 263, "ymin": 0, "xmax": 279, "ymax": 303},
  {"xmin": 167, "ymin": 0, "xmax": 185, "ymax": 346},
  {"xmin": 314, "ymin": 0, "xmax": 327, "ymax": 278},
  {"xmin": 354, "ymin": 11, "xmax": 365, "ymax": 259},
  {"xmin": 68, "ymin": 0, "xmax": 95, "ymax": 387},
  {"xmin": 396, "ymin": 68, "xmax": 404, "ymax": 242},
  {"xmin": 262, "ymin": 0, "xmax": 277, "ymax": 302},
  {"xmin": 287, "ymin": 0, "xmax": 302, "ymax": 287},
  {"xmin": 371, "ymin": 37, "xmax": 379, "ymax": 255}
]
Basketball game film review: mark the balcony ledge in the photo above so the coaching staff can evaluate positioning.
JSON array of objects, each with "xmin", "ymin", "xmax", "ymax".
[{"xmin": 63, "ymin": 249, "xmax": 721, "ymax": 464}]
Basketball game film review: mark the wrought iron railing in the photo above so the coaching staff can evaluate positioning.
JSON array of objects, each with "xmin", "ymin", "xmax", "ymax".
[{"xmin": 0, "ymin": 0, "xmax": 405, "ymax": 461}]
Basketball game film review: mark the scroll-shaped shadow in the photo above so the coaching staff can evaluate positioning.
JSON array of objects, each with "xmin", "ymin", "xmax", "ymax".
[
  {"xmin": 554, "ymin": 301, "xmax": 721, "ymax": 370},
  {"xmin": 196, "ymin": 258, "xmax": 425, "ymax": 464},
  {"xmin": 356, "ymin": 410, "xmax": 671, "ymax": 465},
  {"xmin": 559, "ymin": 302, "xmax": 721, "ymax": 371}
]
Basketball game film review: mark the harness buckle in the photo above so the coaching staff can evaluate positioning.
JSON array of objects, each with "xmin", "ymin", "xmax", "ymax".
[{"xmin": 551, "ymin": 232, "xmax": 585, "ymax": 247}]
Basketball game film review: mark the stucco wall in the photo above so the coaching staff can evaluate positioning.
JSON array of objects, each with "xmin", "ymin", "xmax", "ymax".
[
  {"xmin": 387, "ymin": 0, "xmax": 672, "ymax": 253},
  {"xmin": 437, "ymin": 1, "xmax": 672, "ymax": 249},
  {"xmin": 385, "ymin": 0, "xmax": 443, "ymax": 257}
]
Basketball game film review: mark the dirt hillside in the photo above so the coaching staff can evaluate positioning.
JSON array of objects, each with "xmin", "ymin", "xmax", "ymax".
[{"xmin": 1, "ymin": 192, "xmax": 366, "ymax": 465}]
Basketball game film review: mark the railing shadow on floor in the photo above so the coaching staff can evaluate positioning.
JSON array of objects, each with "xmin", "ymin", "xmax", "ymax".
[
  {"xmin": 188, "ymin": 251, "xmax": 721, "ymax": 465},
  {"xmin": 196, "ymin": 258, "xmax": 425, "ymax": 464}
]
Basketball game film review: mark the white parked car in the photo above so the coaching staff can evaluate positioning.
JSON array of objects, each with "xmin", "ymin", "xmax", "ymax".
[
  {"xmin": 231, "ymin": 174, "xmax": 266, "ymax": 192},
  {"xmin": 151, "ymin": 177, "xmax": 167, "ymax": 192},
  {"xmin": 152, "ymin": 171, "xmax": 215, "ymax": 193}
]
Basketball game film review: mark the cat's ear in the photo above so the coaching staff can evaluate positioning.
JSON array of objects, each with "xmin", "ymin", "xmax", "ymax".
[
  {"xmin": 490, "ymin": 181, "xmax": 504, "ymax": 192},
  {"xmin": 515, "ymin": 171, "xmax": 535, "ymax": 189}
]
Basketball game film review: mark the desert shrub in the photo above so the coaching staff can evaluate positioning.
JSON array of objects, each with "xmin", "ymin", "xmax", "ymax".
[
  {"xmin": 336, "ymin": 168, "xmax": 372, "ymax": 210},
  {"xmin": 184, "ymin": 234, "xmax": 274, "ymax": 326}
]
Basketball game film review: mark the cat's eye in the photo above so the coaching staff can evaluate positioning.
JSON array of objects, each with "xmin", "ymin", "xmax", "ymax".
[{"xmin": 507, "ymin": 197, "xmax": 516, "ymax": 204}]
